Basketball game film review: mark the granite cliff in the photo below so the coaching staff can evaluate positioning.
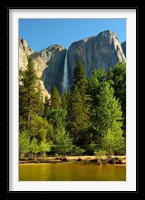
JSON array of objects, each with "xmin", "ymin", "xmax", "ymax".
[
  {"xmin": 19, "ymin": 30, "xmax": 126, "ymax": 97},
  {"xmin": 68, "ymin": 30, "xmax": 126, "ymax": 87},
  {"xmin": 19, "ymin": 38, "xmax": 50, "ymax": 99},
  {"xmin": 19, "ymin": 38, "xmax": 34, "ymax": 70},
  {"xmin": 121, "ymin": 41, "xmax": 126, "ymax": 57}
]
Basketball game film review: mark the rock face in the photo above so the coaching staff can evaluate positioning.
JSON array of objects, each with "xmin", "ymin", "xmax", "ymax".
[
  {"xmin": 68, "ymin": 30, "xmax": 126, "ymax": 87},
  {"xmin": 19, "ymin": 38, "xmax": 50, "ymax": 100},
  {"xmin": 19, "ymin": 30, "xmax": 126, "ymax": 97},
  {"xmin": 19, "ymin": 39, "xmax": 66, "ymax": 97},
  {"xmin": 121, "ymin": 41, "xmax": 126, "ymax": 57},
  {"xmin": 40, "ymin": 45, "xmax": 66, "ymax": 96},
  {"xmin": 19, "ymin": 38, "xmax": 34, "ymax": 70}
]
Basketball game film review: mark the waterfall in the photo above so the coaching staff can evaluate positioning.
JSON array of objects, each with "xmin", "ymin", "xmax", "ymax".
[{"xmin": 62, "ymin": 50, "xmax": 69, "ymax": 93}]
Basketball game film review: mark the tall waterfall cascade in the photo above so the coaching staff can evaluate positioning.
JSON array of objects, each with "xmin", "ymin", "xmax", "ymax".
[{"xmin": 62, "ymin": 50, "xmax": 69, "ymax": 93}]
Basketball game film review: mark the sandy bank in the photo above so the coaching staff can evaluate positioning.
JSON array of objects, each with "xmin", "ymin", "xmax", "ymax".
[{"xmin": 19, "ymin": 155, "xmax": 126, "ymax": 165}]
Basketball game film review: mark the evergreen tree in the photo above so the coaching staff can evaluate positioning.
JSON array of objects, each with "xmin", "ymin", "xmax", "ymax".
[
  {"xmin": 73, "ymin": 59, "xmax": 86, "ymax": 101},
  {"xmin": 43, "ymin": 96, "xmax": 50, "ymax": 118},
  {"xmin": 107, "ymin": 66, "xmax": 114, "ymax": 85},
  {"xmin": 112, "ymin": 62, "xmax": 126, "ymax": 135},
  {"xmin": 19, "ymin": 131, "xmax": 30, "ymax": 158},
  {"xmin": 53, "ymin": 128, "xmax": 73, "ymax": 156},
  {"xmin": 29, "ymin": 137, "xmax": 39, "ymax": 158},
  {"xmin": 28, "ymin": 115, "xmax": 52, "ymax": 142},
  {"xmin": 19, "ymin": 58, "xmax": 39, "ymax": 122},
  {"xmin": 40, "ymin": 139, "xmax": 51, "ymax": 157},
  {"xmin": 102, "ymin": 126, "xmax": 125, "ymax": 156},
  {"xmin": 87, "ymin": 68, "xmax": 106, "ymax": 124},
  {"xmin": 35, "ymin": 82, "xmax": 44, "ymax": 117},
  {"xmin": 47, "ymin": 109, "xmax": 67, "ymax": 130},
  {"xmin": 67, "ymin": 60, "xmax": 91, "ymax": 145},
  {"xmin": 50, "ymin": 85, "xmax": 61, "ymax": 109},
  {"xmin": 87, "ymin": 68, "xmax": 106, "ymax": 104},
  {"xmin": 94, "ymin": 82, "xmax": 123, "ymax": 147},
  {"xmin": 61, "ymin": 91, "xmax": 70, "ymax": 110},
  {"xmin": 19, "ymin": 58, "xmax": 45, "ymax": 133},
  {"xmin": 67, "ymin": 85, "xmax": 88, "ymax": 145},
  {"xmin": 73, "ymin": 60, "xmax": 90, "ymax": 127}
]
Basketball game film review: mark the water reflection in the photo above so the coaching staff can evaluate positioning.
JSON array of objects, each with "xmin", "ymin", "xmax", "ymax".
[{"xmin": 19, "ymin": 163, "xmax": 126, "ymax": 181}]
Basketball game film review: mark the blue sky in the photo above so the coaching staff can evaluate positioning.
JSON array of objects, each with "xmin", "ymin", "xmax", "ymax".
[{"xmin": 19, "ymin": 19, "xmax": 126, "ymax": 52}]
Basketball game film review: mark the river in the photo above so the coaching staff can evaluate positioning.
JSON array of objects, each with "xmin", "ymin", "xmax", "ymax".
[{"xmin": 19, "ymin": 163, "xmax": 126, "ymax": 181}]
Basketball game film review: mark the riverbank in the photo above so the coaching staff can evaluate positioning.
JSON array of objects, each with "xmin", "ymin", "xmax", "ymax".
[{"xmin": 19, "ymin": 155, "xmax": 126, "ymax": 165}]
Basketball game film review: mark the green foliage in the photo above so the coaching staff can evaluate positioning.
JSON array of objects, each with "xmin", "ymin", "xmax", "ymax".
[
  {"xmin": 67, "ymin": 60, "xmax": 91, "ymax": 145},
  {"xmin": 107, "ymin": 66, "xmax": 114, "ymax": 85},
  {"xmin": 19, "ymin": 58, "xmax": 45, "ymax": 138},
  {"xmin": 112, "ymin": 62, "xmax": 126, "ymax": 135},
  {"xmin": 72, "ymin": 146, "xmax": 85, "ymax": 156},
  {"xmin": 40, "ymin": 139, "xmax": 51, "ymax": 157},
  {"xmin": 67, "ymin": 85, "xmax": 86, "ymax": 145},
  {"xmin": 101, "ymin": 127, "xmax": 125, "ymax": 156},
  {"xmin": 61, "ymin": 91, "xmax": 70, "ymax": 110},
  {"xmin": 87, "ymin": 68, "xmax": 106, "ymax": 107},
  {"xmin": 52, "ymin": 128, "xmax": 73, "ymax": 156},
  {"xmin": 73, "ymin": 60, "xmax": 90, "ymax": 126},
  {"xmin": 73, "ymin": 59, "xmax": 86, "ymax": 100},
  {"xmin": 94, "ymin": 150, "xmax": 106, "ymax": 157},
  {"xmin": 106, "ymin": 62, "xmax": 126, "ymax": 136},
  {"xmin": 82, "ymin": 143, "xmax": 99, "ymax": 155},
  {"xmin": 19, "ymin": 58, "xmax": 39, "ymax": 122},
  {"xmin": 50, "ymin": 85, "xmax": 61, "ymax": 109},
  {"xmin": 28, "ymin": 115, "xmax": 52, "ymax": 142},
  {"xmin": 29, "ymin": 137, "xmax": 39, "ymax": 156},
  {"xmin": 94, "ymin": 82, "xmax": 123, "ymax": 143},
  {"xmin": 19, "ymin": 58, "xmax": 126, "ymax": 158},
  {"xmin": 35, "ymin": 82, "xmax": 45, "ymax": 117},
  {"xmin": 47, "ymin": 109, "xmax": 67, "ymax": 129},
  {"xmin": 43, "ymin": 96, "xmax": 50, "ymax": 118},
  {"xmin": 19, "ymin": 131, "xmax": 30, "ymax": 158}
]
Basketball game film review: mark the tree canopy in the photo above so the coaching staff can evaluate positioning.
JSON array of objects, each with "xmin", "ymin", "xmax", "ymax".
[{"xmin": 19, "ymin": 59, "xmax": 126, "ymax": 158}]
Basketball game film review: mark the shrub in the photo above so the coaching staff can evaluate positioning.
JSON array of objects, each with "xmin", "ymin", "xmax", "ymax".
[
  {"xmin": 94, "ymin": 150, "xmax": 106, "ymax": 158},
  {"xmin": 72, "ymin": 146, "xmax": 85, "ymax": 156}
]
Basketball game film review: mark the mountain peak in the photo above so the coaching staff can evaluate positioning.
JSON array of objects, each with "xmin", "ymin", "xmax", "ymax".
[
  {"xmin": 96, "ymin": 30, "xmax": 119, "ymax": 43},
  {"xmin": 19, "ymin": 38, "xmax": 34, "ymax": 55},
  {"xmin": 68, "ymin": 29, "xmax": 126, "ymax": 83},
  {"xmin": 99, "ymin": 30, "xmax": 116, "ymax": 36}
]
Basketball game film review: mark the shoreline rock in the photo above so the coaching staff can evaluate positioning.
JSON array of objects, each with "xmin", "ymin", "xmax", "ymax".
[{"xmin": 19, "ymin": 155, "xmax": 126, "ymax": 165}]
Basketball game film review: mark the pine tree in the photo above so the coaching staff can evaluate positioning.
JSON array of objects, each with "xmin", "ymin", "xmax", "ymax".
[
  {"xmin": 50, "ymin": 85, "xmax": 61, "ymax": 109},
  {"xmin": 102, "ymin": 126, "xmax": 125, "ymax": 156},
  {"xmin": 61, "ymin": 91, "xmax": 70, "ymax": 110},
  {"xmin": 112, "ymin": 62, "xmax": 126, "ymax": 135},
  {"xmin": 87, "ymin": 68, "xmax": 106, "ymax": 123},
  {"xmin": 19, "ymin": 58, "xmax": 44, "ymax": 130},
  {"xmin": 73, "ymin": 59, "xmax": 86, "ymax": 101},
  {"xmin": 52, "ymin": 128, "xmax": 73, "ymax": 156},
  {"xmin": 40, "ymin": 139, "xmax": 51, "ymax": 157},
  {"xmin": 44, "ymin": 96, "xmax": 50, "ymax": 118},
  {"xmin": 73, "ymin": 60, "xmax": 90, "ymax": 125},
  {"xmin": 35, "ymin": 82, "xmax": 44, "ymax": 117},
  {"xmin": 67, "ymin": 85, "xmax": 87, "ymax": 145},
  {"xmin": 67, "ymin": 60, "xmax": 91, "ymax": 145},
  {"xmin": 29, "ymin": 137, "xmax": 39, "ymax": 158},
  {"xmin": 28, "ymin": 115, "xmax": 52, "ymax": 142},
  {"xmin": 47, "ymin": 108, "xmax": 67, "ymax": 130},
  {"xmin": 19, "ymin": 131, "xmax": 30, "ymax": 158},
  {"xmin": 94, "ymin": 82, "xmax": 124, "ymax": 148},
  {"xmin": 107, "ymin": 66, "xmax": 114, "ymax": 86}
]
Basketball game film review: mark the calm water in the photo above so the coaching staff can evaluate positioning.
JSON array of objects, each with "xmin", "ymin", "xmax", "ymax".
[{"xmin": 19, "ymin": 163, "xmax": 126, "ymax": 181}]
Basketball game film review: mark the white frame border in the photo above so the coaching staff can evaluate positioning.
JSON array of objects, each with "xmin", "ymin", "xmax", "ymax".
[{"xmin": 9, "ymin": 9, "xmax": 136, "ymax": 191}]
